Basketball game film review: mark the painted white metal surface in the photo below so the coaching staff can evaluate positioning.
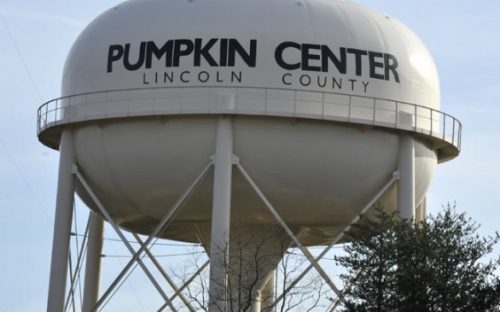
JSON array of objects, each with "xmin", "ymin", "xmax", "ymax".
[
  {"xmin": 38, "ymin": 0, "xmax": 459, "ymax": 243},
  {"xmin": 398, "ymin": 135, "xmax": 415, "ymax": 219},
  {"xmin": 62, "ymin": 0, "xmax": 440, "ymax": 109},
  {"xmin": 40, "ymin": 1, "xmax": 464, "ymax": 310},
  {"xmin": 208, "ymin": 117, "xmax": 233, "ymax": 312},
  {"xmin": 38, "ymin": 0, "xmax": 461, "ymax": 155},
  {"xmin": 37, "ymin": 87, "xmax": 461, "ymax": 157},
  {"xmin": 65, "ymin": 117, "xmax": 435, "ymax": 244},
  {"xmin": 82, "ymin": 213, "xmax": 104, "ymax": 312},
  {"xmin": 47, "ymin": 130, "xmax": 76, "ymax": 312}
]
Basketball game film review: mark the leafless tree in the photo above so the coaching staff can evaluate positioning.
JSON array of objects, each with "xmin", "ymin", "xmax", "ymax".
[
  {"xmin": 171, "ymin": 224, "xmax": 331, "ymax": 312},
  {"xmin": 275, "ymin": 251, "xmax": 331, "ymax": 312}
]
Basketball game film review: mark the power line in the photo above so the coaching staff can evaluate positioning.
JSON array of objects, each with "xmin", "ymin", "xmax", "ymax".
[
  {"xmin": 71, "ymin": 232, "xmax": 203, "ymax": 248},
  {"xmin": 0, "ymin": 13, "xmax": 52, "ymax": 223},
  {"xmin": 101, "ymin": 251, "xmax": 206, "ymax": 258},
  {"xmin": 0, "ymin": 13, "xmax": 43, "ymax": 101},
  {"xmin": 0, "ymin": 137, "xmax": 52, "ymax": 222},
  {"xmin": 102, "ymin": 242, "xmax": 146, "ymax": 312},
  {"xmin": 286, "ymin": 251, "xmax": 337, "ymax": 261}
]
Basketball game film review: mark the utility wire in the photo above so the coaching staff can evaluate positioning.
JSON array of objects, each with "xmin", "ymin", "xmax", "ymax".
[
  {"xmin": 0, "ymin": 13, "xmax": 43, "ymax": 101},
  {"xmin": 100, "ymin": 259, "xmax": 143, "ymax": 312},
  {"xmin": 286, "ymin": 251, "xmax": 337, "ymax": 261},
  {"xmin": 0, "ymin": 14, "xmax": 52, "ymax": 223},
  {"xmin": 71, "ymin": 232, "xmax": 203, "ymax": 248},
  {"xmin": 101, "ymin": 241, "xmax": 146, "ymax": 312},
  {"xmin": 102, "ymin": 251, "xmax": 206, "ymax": 258},
  {"xmin": 98, "ymin": 223, "xmax": 200, "ymax": 310},
  {"xmin": 0, "ymin": 137, "xmax": 52, "ymax": 222}
]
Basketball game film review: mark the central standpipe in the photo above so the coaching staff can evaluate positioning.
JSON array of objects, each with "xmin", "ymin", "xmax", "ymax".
[
  {"xmin": 260, "ymin": 272, "xmax": 276, "ymax": 312},
  {"xmin": 208, "ymin": 116, "xmax": 234, "ymax": 312},
  {"xmin": 225, "ymin": 225, "xmax": 289, "ymax": 312}
]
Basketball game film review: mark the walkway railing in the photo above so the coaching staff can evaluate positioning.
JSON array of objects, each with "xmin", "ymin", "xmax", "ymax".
[{"xmin": 37, "ymin": 86, "xmax": 461, "ymax": 151}]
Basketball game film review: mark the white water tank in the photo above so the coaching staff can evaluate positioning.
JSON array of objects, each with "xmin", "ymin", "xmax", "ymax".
[{"xmin": 38, "ymin": 0, "xmax": 460, "ymax": 245}]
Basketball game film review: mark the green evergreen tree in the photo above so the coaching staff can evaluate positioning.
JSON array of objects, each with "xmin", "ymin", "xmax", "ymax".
[{"xmin": 335, "ymin": 205, "xmax": 500, "ymax": 312}]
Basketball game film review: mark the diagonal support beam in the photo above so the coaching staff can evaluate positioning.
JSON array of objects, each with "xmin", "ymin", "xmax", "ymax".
[
  {"xmin": 157, "ymin": 260, "xmax": 210, "ymax": 312},
  {"xmin": 236, "ymin": 163, "xmax": 347, "ymax": 307},
  {"xmin": 76, "ymin": 161, "xmax": 212, "ymax": 311},
  {"xmin": 328, "ymin": 262, "xmax": 370, "ymax": 312},
  {"xmin": 327, "ymin": 173, "xmax": 399, "ymax": 311},
  {"xmin": 271, "ymin": 171, "xmax": 399, "ymax": 308},
  {"xmin": 64, "ymin": 214, "xmax": 91, "ymax": 311},
  {"xmin": 75, "ymin": 168, "xmax": 177, "ymax": 312},
  {"xmin": 66, "ymin": 250, "xmax": 77, "ymax": 312},
  {"xmin": 133, "ymin": 234, "xmax": 196, "ymax": 312}
]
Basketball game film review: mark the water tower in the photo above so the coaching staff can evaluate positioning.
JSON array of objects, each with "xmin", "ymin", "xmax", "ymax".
[{"xmin": 38, "ymin": 0, "xmax": 461, "ymax": 311}]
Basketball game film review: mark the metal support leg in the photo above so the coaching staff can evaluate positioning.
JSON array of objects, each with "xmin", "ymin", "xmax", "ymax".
[
  {"xmin": 260, "ymin": 271, "xmax": 276, "ymax": 312},
  {"xmin": 47, "ymin": 130, "xmax": 76, "ymax": 312},
  {"xmin": 83, "ymin": 213, "xmax": 104, "ymax": 312},
  {"xmin": 209, "ymin": 116, "xmax": 233, "ymax": 312},
  {"xmin": 398, "ymin": 135, "xmax": 415, "ymax": 219}
]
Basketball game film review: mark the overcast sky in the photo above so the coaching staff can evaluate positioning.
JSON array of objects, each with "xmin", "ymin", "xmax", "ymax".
[{"xmin": 0, "ymin": 1, "xmax": 499, "ymax": 311}]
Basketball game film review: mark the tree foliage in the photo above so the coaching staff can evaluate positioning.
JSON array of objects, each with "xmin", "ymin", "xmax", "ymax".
[{"xmin": 336, "ymin": 205, "xmax": 500, "ymax": 312}]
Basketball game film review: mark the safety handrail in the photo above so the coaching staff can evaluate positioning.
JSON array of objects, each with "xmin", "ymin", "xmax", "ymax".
[{"xmin": 37, "ymin": 86, "xmax": 461, "ymax": 151}]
